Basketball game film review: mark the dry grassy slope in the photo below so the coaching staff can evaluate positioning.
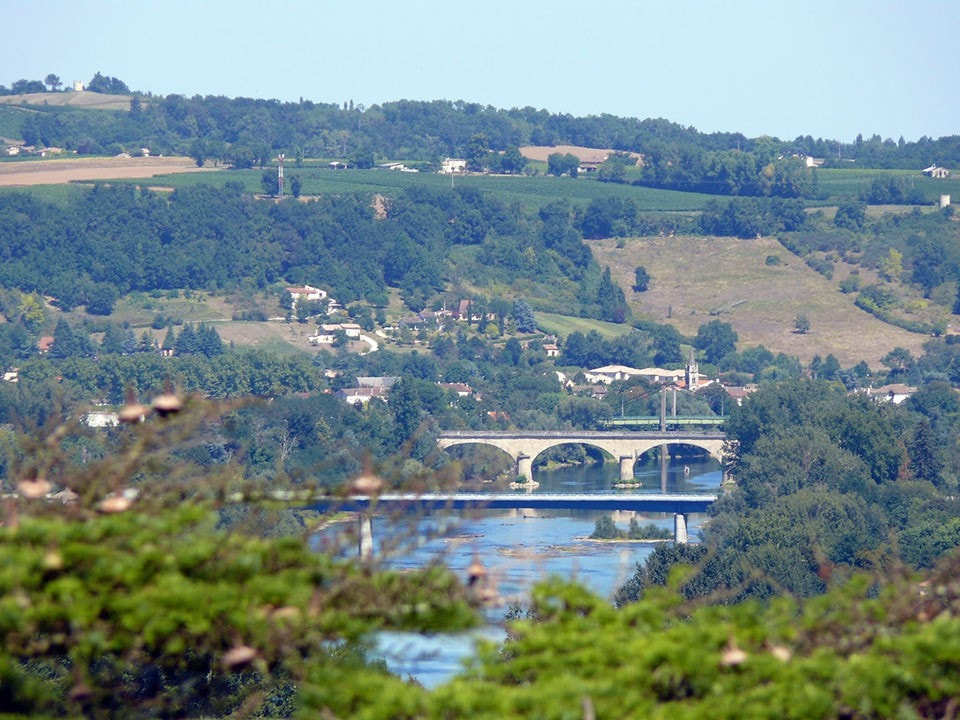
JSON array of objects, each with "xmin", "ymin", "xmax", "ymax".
[
  {"xmin": 519, "ymin": 145, "xmax": 642, "ymax": 163},
  {"xmin": 0, "ymin": 91, "xmax": 134, "ymax": 111},
  {"xmin": 592, "ymin": 235, "xmax": 930, "ymax": 368}
]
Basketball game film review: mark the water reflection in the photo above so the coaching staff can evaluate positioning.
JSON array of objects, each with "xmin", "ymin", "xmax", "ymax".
[
  {"xmin": 360, "ymin": 456, "xmax": 721, "ymax": 687},
  {"xmin": 532, "ymin": 454, "xmax": 720, "ymax": 495}
]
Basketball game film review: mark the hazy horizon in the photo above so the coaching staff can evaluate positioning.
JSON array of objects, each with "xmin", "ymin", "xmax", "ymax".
[{"xmin": 3, "ymin": 0, "xmax": 958, "ymax": 143}]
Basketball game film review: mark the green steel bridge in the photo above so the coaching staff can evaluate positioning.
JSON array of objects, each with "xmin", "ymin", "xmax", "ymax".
[{"xmin": 599, "ymin": 415, "xmax": 725, "ymax": 429}]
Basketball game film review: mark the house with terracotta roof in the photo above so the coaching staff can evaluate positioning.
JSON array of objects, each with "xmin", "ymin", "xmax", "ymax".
[{"xmin": 285, "ymin": 285, "xmax": 327, "ymax": 310}]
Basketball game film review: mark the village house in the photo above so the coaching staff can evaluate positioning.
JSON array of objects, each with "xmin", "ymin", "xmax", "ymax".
[
  {"xmin": 577, "ymin": 152, "xmax": 609, "ymax": 173},
  {"xmin": 379, "ymin": 162, "xmax": 418, "ymax": 173},
  {"xmin": 634, "ymin": 367, "xmax": 686, "ymax": 385},
  {"xmin": 572, "ymin": 384, "xmax": 609, "ymax": 400},
  {"xmin": 84, "ymin": 411, "xmax": 120, "ymax": 428},
  {"xmin": 584, "ymin": 365, "xmax": 647, "ymax": 384},
  {"xmin": 335, "ymin": 386, "xmax": 390, "ymax": 406},
  {"xmin": 543, "ymin": 343, "xmax": 560, "ymax": 358},
  {"xmin": 439, "ymin": 158, "xmax": 467, "ymax": 174},
  {"xmin": 399, "ymin": 315, "xmax": 424, "ymax": 329},
  {"xmin": 357, "ymin": 376, "xmax": 400, "ymax": 389},
  {"xmin": 285, "ymin": 285, "xmax": 327, "ymax": 309},
  {"xmin": 859, "ymin": 383, "xmax": 917, "ymax": 405},
  {"xmin": 722, "ymin": 384, "xmax": 759, "ymax": 407},
  {"xmin": 922, "ymin": 165, "xmax": 950, "ymax": 179},
  {"xmin": 438, "ymin": 382, "xmax": 474, "ymax": 397},
  {"xmin": 309, "ymin": 321, "xmax": 361, "ymax": 345},
  {"xmin": 309, "ymin": 328, "xmax": 337, "ymax": 345}
]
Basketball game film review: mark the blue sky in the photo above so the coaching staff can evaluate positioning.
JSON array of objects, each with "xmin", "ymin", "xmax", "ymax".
[{"xmin": 3, "ymin": 0, "xmax": 957, "ymax": 142}]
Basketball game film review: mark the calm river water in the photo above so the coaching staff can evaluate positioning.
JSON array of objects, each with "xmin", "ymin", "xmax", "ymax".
[{"xmin": 365, "ymin": 454, "xmax": 722, "ymax": 686}]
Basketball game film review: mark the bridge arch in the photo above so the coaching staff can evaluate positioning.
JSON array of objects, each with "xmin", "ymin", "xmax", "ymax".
[
  {"xmin": 438, "ymin": 431, "xmax": 725, "ymax": 482},
  {"xmin": 439, "ymin": 441, "xmax": 520, "ymax": 481}
]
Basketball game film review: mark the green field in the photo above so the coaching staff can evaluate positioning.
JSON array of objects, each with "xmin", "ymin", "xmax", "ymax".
[
  {"xmin": 813, "ymin": 167, "xmax": 954, "ymax": 204},
  {"xmin": 0, "ymin": 105, "xmax": 35, "ymax": 141},
  {"xmin": 109, "ymin": 164, "xmax": 958, "ymax": 211},
  {"xmin": 0, "ymin": 183, "xmax": 87, "ymax": 205},
  {"xmin": 535, "ymin": 311, "xmax": 637, "ymax": 340},
  {"xmin": 119, "ymin": 167, "xmax": 718, "ymax": 212},
  {"xmin": 3, "ymin": 150, "xmax": 953, "ymax": 215}
]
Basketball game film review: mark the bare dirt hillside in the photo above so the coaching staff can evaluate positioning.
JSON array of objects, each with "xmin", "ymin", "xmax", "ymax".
[
  {"xmin": 0, "ymin": 91, "xmax": 134, "ymax": 111},
  {"xmin": 520, "ymin": 145, "xmax": 642, "ymax": 164},
  {"xmin": 592, "ymin": 235, "xmax": 930, "ymax": 368},
  {"xmin": 0, "ymin": 156, "xmax": 215, "ymax": 186}
]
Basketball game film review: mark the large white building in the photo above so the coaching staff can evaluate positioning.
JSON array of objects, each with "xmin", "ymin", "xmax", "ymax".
[{"xmin": 439, "ymin": 158, "xmax": 467, "ymax": 174}]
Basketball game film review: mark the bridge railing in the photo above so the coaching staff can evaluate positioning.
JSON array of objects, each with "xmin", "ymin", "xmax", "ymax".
[{"xmin": 438, "ymin": 428, "xmax": 726, "ymax": 438}]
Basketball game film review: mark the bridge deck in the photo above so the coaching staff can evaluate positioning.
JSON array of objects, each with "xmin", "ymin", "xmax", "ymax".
[
  {"xmin": 438, "ymin": 430, "xmax": 725, "ymax": 440},
  {"xmin": 309, "ymin": 493, "xmax": 718, "ymax": 514}
]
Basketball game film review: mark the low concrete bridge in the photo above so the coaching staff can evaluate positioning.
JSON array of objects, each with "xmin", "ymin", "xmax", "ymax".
[
  {"xmin": 309, "ymin": 492, "xmax": 719, "ymax": 558},
  {"xmin": 437, "ymin": 430, "xmax": 726, "ymax": 482}
]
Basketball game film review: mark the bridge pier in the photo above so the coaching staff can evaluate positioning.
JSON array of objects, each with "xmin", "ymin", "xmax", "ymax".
[
  {"xmin": 673, "ymin": 513, "xmax": 688, "ymax": 544},
  {"xmin": 516, "ymin": 455, "xmax": 533, "ymax": 483},
  {"xmin": 618, "ymin": 455, "xmax": 636, "ymax": 482},
  {"xmin": 358, "ymin": 513, "xmax": 374, "ymax": 560}
]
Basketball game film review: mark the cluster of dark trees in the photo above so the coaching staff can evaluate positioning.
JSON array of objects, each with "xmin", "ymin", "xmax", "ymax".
[
  {"xmin": 6, "ymin": 363, "xmax": 960, "ymax": 718},
  {"xmin": 775, "ymin": 204, "xmax": 960, "ymax": 315},
  {"xmin": 578, "ymin": 196, "xmax": 698, "ymax": 239},
  {"xmin": 617, "ymin": 377, "xmax": 960, "ymax": 607},
  {"xmin": 0, "ymin": 307, "xmax": 754, "ymax": 487},
  {"xmin": 0, "ymin": 183, "xmax": 608, "ymax": 318},
  {"xmin": 562, "ymin": 324, "xmax": 684, "ymax": 369},
  {"xmin": 0, "ymin": 72, "xmax": 128, "ymax": 96},
  {"xmin": 5, "ymin": 82, "xmax": 960, "ymax": 172},
  {"xmin": 860, "ymin": 175, "xmax": 926, "ymax": 205},
  {"xmin": 639, "ymin": 149, "xmax": 812, "ymax": 197},
  {"xmin": 699, "ymin": 196, "xmax": 808, "ymax": 237}
]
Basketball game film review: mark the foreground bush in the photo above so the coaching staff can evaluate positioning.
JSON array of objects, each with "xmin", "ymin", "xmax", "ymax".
[
  {"xmin": 0, "ymin": 394, "xmax": 476, "ymax": 717},
  {"xmin": 6, "ymin": 391, "xmax": 960, "ymax": 717},
  {"xmin": 392, "ymin": 562, "xmax": 960, "ymax": 719}
]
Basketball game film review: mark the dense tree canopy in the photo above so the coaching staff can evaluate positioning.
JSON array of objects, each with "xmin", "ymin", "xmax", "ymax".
[
  {"xmin": 618, "ymin": 380, "xmax": 960, "ymax": 607},
  {"xmin": 0, "ymin": 183, "xmax": 603, "ymax": 317},
  {"xmin": 5, "ymin": 84, "xmax": 959, "ymax": 172}
]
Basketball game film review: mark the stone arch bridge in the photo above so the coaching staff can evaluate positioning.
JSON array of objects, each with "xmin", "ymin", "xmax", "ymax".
[{"xmin": 438, "ymin": 430, "xmax": 726, "ymax": 482}]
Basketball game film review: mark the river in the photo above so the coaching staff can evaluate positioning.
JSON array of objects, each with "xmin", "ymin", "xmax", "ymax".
[{"xmin": 366, "ymin": 454, "xmax": 722, "ymax": 686}]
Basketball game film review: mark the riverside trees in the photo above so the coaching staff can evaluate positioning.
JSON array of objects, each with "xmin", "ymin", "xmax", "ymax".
[
  {"xmin": 617, "ymin": 379, "xmax": 960, "ymax": 606},
  {"xmin": 0, "ymin": 395, "xmax": 477, "ymax": 717},
  {"xmin": 9, "ymin": 384, "xmax": 960, "ymax": 717}
]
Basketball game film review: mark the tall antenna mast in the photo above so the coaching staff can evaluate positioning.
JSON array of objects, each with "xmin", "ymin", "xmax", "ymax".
[{"xmin": 277, "ymin": 153, "xmax": 285, "ymax": 199}]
